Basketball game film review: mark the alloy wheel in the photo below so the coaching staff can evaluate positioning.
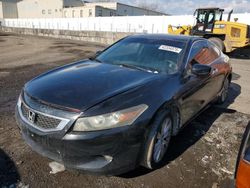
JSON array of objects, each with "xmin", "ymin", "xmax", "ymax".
[{"xmin": 153, "ymin": 117, "xmax": 172, "ymax": 163}]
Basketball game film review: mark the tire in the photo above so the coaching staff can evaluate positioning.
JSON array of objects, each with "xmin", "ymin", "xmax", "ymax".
[
  {"xmin": 217, "ymin": 78, "xmax": 230, "ymax": 104},
  {"xmin": 142, "ymin": 111, "xmax": 173, "ymax": 169},
  {"xmin": 209, "ymin": 37, "xmax": 225, "ymax": 52}
]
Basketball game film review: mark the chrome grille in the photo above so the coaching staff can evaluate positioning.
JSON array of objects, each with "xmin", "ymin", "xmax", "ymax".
[{"xmin": 21, "ymin": 103, "xmax": 61, "ymax": 129}]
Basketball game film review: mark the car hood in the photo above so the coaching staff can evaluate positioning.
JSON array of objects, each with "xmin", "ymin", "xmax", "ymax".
[{"xmin": 24, "ymin": 61, "xmax": 159, "ymax": 111}]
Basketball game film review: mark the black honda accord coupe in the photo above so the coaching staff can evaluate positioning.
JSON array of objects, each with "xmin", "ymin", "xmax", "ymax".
[{"xmin": 16, "ymin": 34, "xmax": 232, "ymax": 175}]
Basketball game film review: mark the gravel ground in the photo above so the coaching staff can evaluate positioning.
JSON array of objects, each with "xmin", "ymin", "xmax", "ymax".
[{"xmin": 0, "ymin": 32, "xmax": 250, "ymax": 188}]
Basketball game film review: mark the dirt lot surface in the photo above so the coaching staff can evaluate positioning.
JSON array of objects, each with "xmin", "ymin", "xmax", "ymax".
[{"xmin": 0, "ymin": 32, "xmax": 250, "ymax": 188}]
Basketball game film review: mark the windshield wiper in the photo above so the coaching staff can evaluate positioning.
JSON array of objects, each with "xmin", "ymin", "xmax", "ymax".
[{"xmin": 117, "ymin": 63, "xmax": 158, "ymax": 73}]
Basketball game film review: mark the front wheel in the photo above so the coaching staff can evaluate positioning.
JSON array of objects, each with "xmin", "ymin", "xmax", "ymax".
[{"xmin": 142, "ymin": 113, "xmax": 173, "ymax": 169}]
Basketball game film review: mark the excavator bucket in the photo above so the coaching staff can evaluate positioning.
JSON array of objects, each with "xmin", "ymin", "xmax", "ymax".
[{"xmin": 168, "ymin": 25, "xmax": 191, "ymax": 35}]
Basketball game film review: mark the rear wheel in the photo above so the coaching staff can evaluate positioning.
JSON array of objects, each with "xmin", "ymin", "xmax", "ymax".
[
  {"xmin": 217, "ymin": 78, "xmax": 230, "ymax": 104},
  {"xmin": 209, "ymin": 37, "xmax": 225, "ymax": 52},
  {"xmin": 142, "ymin": 112, "xmax": 173, "ymax": 169}
]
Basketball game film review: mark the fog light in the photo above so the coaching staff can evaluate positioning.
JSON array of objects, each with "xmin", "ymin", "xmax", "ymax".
[{"xmin": 78, "ymin": 155, "xmax": 113, "ymax": 169}]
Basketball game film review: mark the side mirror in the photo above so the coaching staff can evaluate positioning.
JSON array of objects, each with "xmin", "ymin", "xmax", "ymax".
[
  {"xmin": 244, "ymin": 146, "xmax": 250, "ymax": 162},
  {"xmin": 191, "ymin": 64, "xmax": 211, "ymax": 76}
]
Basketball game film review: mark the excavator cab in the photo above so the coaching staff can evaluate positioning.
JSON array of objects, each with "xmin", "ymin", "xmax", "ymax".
[
  {"xmin": 168, "ymin": 7, "xmax": 250, "ymax": 52},
  {"xmin": 191, "ymin": 8, "xmax": 224, "ymax": 36}
]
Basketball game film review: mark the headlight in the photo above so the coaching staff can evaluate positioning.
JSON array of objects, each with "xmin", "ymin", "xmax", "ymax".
[{"xmin": 73, "ymin": 104, "xmax": 148, "ymax": 131}]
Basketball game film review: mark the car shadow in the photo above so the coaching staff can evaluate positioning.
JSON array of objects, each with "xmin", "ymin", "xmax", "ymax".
[
  {"xmin": 232, "ymin": 72, "xmax": 241, "ymax": 81},
  {"xmin": 120, "ymin": 82, "xmax": 241, "ymax": 178},
  {"xmin": 0, "ymin": 149, "xmax": 20, "ymax": 187},
  {"xmin": 228, "ymin": 46, "xmax": 250, "ymax": 60}
]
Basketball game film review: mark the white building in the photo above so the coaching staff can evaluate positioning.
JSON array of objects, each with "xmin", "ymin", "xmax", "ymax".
[
  {"xmin": 0, "ymin": 0, "xmax": 167, "ymax": 19},
  {"xmin": 0, "ymin": 1, "xmax": 3, "ymax": 18},
  {"xmin": 17, "ymin": 0, "xmax": 84, "ymax": 18},
  {"xmin": 0, "ymin": 0, "xmax": 18, "ymax": 18},
  {"xmin": 63, "ymin": 3, "xmax": 117, "ymax": 18},
  {"xmin": 83, "ymin": 2, "xmax": 167, "ymax": 16}
]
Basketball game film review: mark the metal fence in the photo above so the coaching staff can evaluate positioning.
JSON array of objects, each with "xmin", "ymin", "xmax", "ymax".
[{"xmin": 2, "ymin": 13, "xmax": 250, "ymax": 34}]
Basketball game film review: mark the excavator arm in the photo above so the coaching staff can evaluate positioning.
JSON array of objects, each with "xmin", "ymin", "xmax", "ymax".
[{"xmin": 168, "ymin": 25, "xmax": 192, "ymax": 35}]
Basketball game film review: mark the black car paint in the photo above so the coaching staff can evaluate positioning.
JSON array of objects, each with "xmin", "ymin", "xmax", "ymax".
[
  {"xmin": 16, "ymin": 34, "xmax": 232, "ymax": 175},
  {"xmin": 24, "ymin": 60, "xmax": 159, "ymax": 111}
]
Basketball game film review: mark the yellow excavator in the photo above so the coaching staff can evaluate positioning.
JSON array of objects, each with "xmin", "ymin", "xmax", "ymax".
[{"xmin": 168, "ymin": 8, "xmax": 250, "ymax": 52}]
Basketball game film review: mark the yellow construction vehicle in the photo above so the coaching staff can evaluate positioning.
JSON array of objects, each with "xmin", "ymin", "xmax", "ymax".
[{"xmin": 168, "ymin": 8, "xmax": 250, "ymax": 52}]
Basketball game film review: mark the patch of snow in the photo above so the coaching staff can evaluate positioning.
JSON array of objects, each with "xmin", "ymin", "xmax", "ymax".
[{"xmin": 49, "ymin": 161, "xmax": 65, "ymax": 174}]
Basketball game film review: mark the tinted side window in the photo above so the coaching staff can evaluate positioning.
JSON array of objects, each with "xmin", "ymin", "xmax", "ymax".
[
  {"xmin": 189, "ymin": 40, "xmax": 219, "ymax": 66},
  {"xmin": 207, "ymin": 41, "xmax": 221, "ymax": 57},
  {"xmin": 188, "ymin": 41, "xmax": 206, "ymax": 62},
  {"xmin": 194, "ymin": 47, "xmax": 218, "ymax": 64}
]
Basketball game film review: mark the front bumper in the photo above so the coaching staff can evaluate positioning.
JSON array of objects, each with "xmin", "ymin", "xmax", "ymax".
[{"xmin": 15, "ymin": 105, "xmax": 146, "ymax": 175}]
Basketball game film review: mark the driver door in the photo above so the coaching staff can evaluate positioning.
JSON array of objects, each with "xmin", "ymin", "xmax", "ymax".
[{"xmin": 180, "ymin": 40, "xmax": 216, "ymax": 124}]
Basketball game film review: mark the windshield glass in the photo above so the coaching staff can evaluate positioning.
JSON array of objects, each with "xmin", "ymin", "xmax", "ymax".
[{"xmin": 96, "ymin": 37, "xmax": 186, "ymax": 74}]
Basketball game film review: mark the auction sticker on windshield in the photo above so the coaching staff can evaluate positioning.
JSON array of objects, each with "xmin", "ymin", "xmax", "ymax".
[{"xmin": 158, "ymin": 45, "xmax": 182, "ymax": 53}]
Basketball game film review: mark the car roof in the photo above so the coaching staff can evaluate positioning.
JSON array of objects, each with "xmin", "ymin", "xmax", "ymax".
[{"xmin": 127, "ymin": 34, "xmax": 205, "ymax": 44}]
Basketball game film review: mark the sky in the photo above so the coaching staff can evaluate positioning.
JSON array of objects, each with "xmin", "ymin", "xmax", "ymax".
[{"xmin": 92, "ymin": 0, "xmax": 250, "ymax": 15}]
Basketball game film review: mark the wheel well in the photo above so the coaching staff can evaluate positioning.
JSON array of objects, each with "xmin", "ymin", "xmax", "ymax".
[
  {"xmin": 150, "ymin": 102, "xmax": 181, "ymax": 136},
  {"xmin": 140, "ymin": 102, "xmax": 181, "ymax": 168}
]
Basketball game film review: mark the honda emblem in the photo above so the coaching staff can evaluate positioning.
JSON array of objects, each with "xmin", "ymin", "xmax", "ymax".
[{"xmin": 28, "ymin": 110, "xmax": 36, "ymax": 123}]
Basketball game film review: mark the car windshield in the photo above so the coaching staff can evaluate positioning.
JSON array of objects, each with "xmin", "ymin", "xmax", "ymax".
[{"xmin": 96, "ymin": 37, "xmax": 187, "ymax": 74}]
